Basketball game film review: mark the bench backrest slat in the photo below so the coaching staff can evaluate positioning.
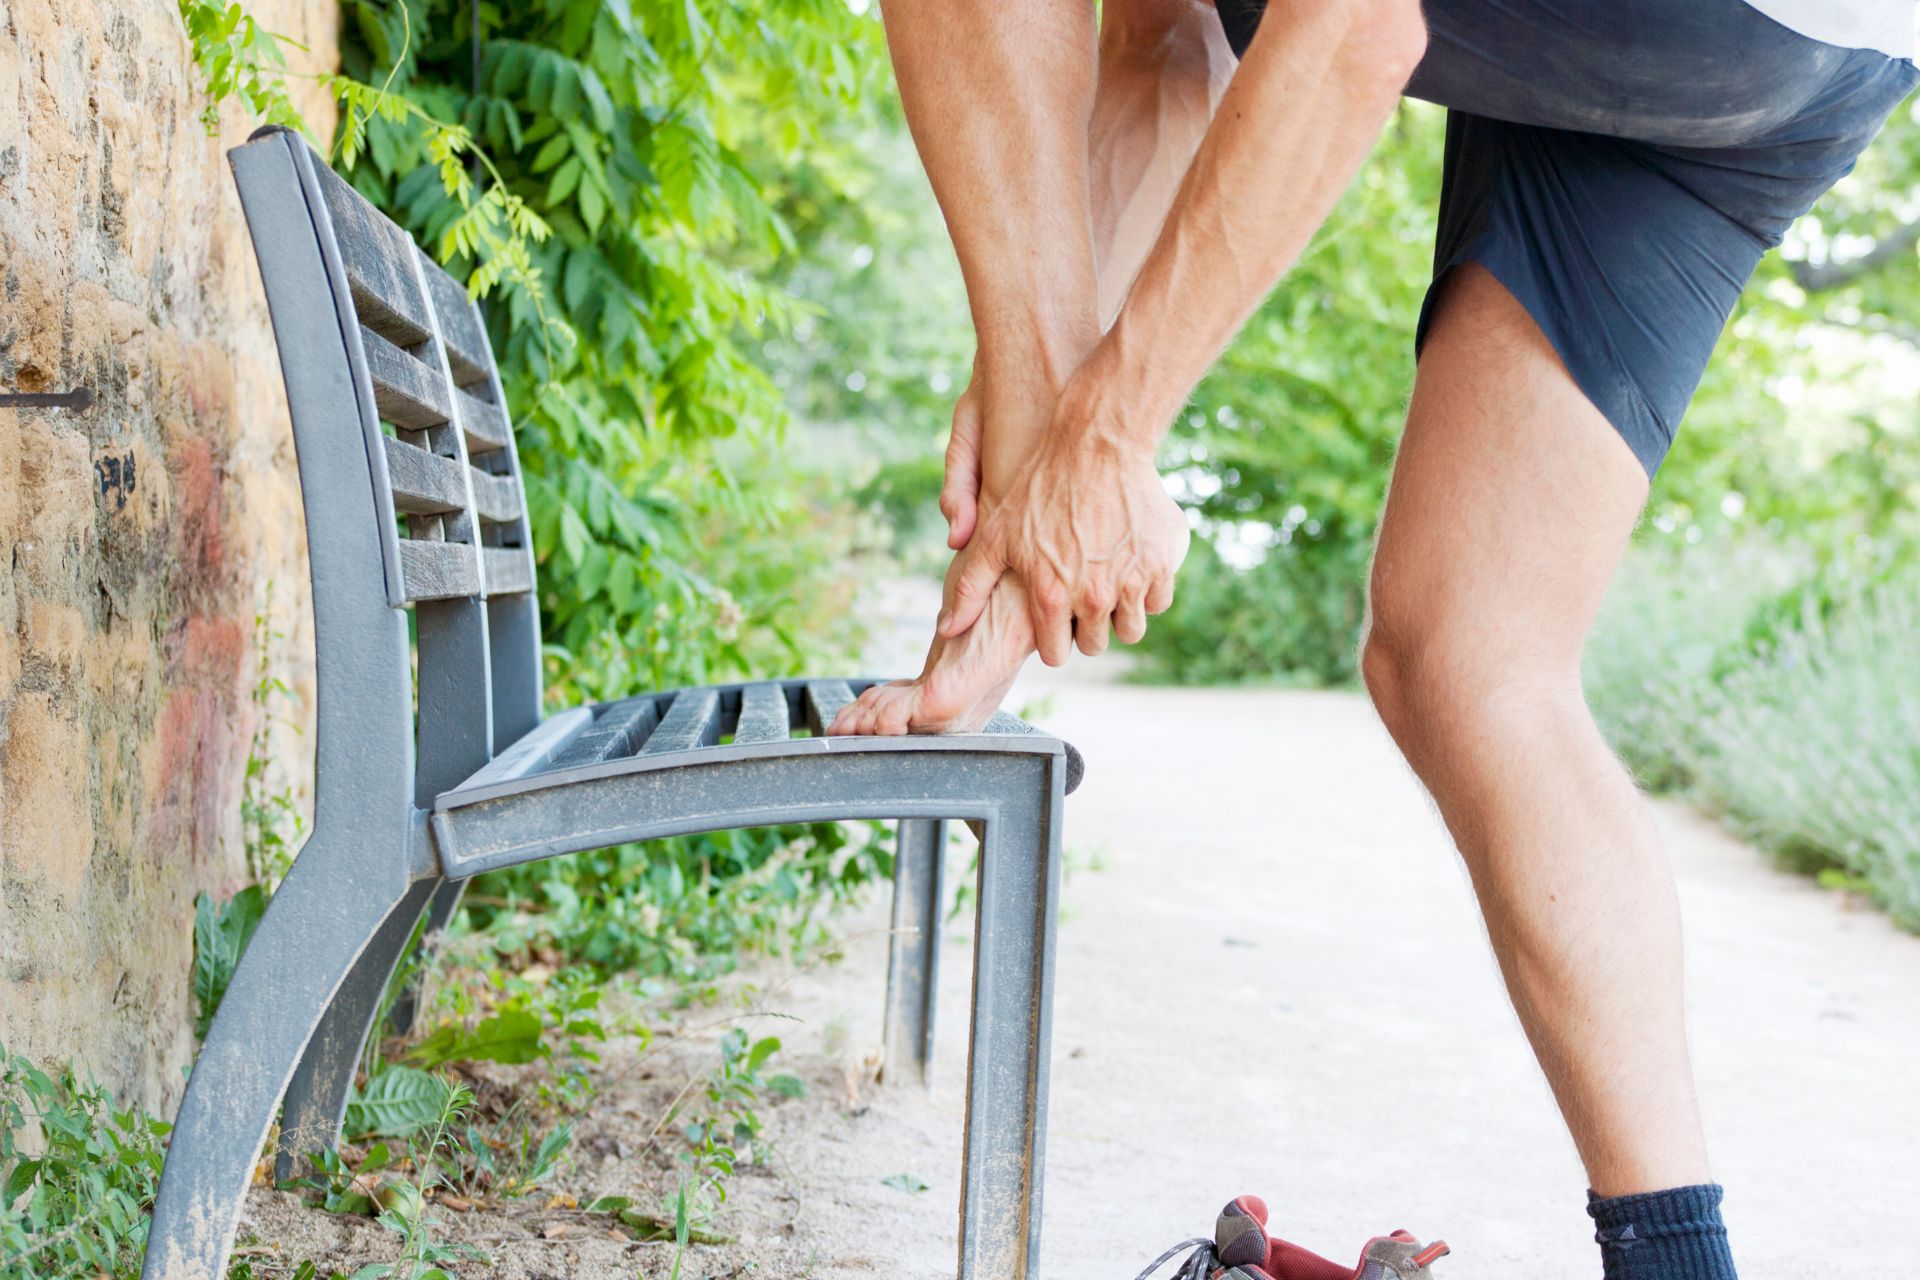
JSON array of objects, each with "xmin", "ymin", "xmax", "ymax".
[{"xmin": 230, "ymin": 128, "xmax": 544, "ymax": 804}]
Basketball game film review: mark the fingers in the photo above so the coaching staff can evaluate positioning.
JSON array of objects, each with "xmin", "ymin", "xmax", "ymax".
[
  {"xmin": 938, "ymin": 542, "xmax": 1005, "ymax": 638},
  {"xmin": 940, "ymin": 390, "xmax": 983, "ymax": 549},
  {"xmin": 1029, "ymin": 579, "xmax": 1076, "ymax": 667},
  {"xmin": 1113, "ymin": 584, "xmax": 1148, "ymax": 646},
  {"xmin": 827, "ymin": 695, "xmax": 861, "ymax": 736},
  {"xmin": 1145, "ymin": 574, "xmax": 1176, "ymax": 616},
  {"xmin": 1073, "ymin": 586, "xmax": 1115, "ymax": 657}
]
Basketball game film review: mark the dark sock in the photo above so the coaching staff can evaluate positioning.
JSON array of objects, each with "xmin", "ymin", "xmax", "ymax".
[{"xmin": 1587, "ymin": 1184, "xmax": 1738, "ymax": 1280}]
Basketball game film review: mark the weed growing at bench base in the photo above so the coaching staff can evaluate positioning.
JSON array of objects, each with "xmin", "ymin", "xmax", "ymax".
[{"xmin": 0, "ymin": 1051, "xmax": 168, "ymax": 1280}]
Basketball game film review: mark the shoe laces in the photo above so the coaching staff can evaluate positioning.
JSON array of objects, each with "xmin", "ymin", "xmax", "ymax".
[{"xmin": 1131, "ymin": 1236, "xmax": 1220, "ymax": 1280}]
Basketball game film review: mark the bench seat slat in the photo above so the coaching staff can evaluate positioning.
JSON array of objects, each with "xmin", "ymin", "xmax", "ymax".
[
  {"xmin": 732, "ymin": 683, "xmax": 791, "ymax": 744},
  {"xmin": 398, "ymin": 540, "xmax": 480, "ymax": 602},
  {"xmin": 382, "ymin": 436, "xmax": 468, "ymax": 515},
  {"xmin": 547, "ymin": 696, "xmax": 660, "ymax": 769},
  {"xmin": 456, "ymin": 386, "xmax": 512, "ymax": 454},
  {"xmin": 419, "ymin": 254, "xmax": 492, "ymax": 386},
  {"xmin": 481, "ymin": 546, "xmax": 534, "ymax": 597},
  {"xmin": 362, "ymin": 326, "xmax": 452, "ymax": 430},
  {"xmin": 455, "ymin": 706, "xmax": 594, "ymax": 793},
  {"xmin": 640, "ymin": 688, "xmax": 722, "ymax": 755},
  {"xmin": 804, "ymin": 680, "xmax": 856, "ymax": 736},
  {"xmin": 469, "ymin": 467, "xmax": 522, "ymax": 523}
]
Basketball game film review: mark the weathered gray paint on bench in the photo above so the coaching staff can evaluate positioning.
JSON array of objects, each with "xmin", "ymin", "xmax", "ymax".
[{"xmin": 141, "ymin": 127, "xmax": 1080, "ymax": 1280}]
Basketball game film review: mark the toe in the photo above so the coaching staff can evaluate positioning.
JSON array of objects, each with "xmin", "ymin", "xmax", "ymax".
[{"xmin": 874, "ymin": 688, "xmax": 915, "ymax": 736}]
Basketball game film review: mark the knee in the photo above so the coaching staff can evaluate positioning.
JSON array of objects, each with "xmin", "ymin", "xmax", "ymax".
[
  {"xmin": 1359, "ymin": 614, "xmax": 1449, "ymax": 751},
  {"xmin": 1359, "ymin": 601, "xmax": 1577, "ymax": 764}
]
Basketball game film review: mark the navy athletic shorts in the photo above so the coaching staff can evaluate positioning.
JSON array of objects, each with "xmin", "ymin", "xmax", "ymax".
[{"xmin": 1212, "ymin": 0, "xmax": 1919, "ymax": 474}]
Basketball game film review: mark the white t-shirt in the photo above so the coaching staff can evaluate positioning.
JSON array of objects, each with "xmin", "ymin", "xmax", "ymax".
[{"xmin": 1743, "ymin": 0, "xmax": 1919, "ymax": 59}]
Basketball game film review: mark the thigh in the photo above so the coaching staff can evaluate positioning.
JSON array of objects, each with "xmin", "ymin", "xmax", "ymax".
[{"xmin": 1369, "ymin": 265, "xmax": 1647, "ymax": 675}]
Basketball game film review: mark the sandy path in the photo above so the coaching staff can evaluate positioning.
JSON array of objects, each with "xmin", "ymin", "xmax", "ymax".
[{"xmin": 727, "ymin": 584, "xmax": 1920, "ymax": 1279}]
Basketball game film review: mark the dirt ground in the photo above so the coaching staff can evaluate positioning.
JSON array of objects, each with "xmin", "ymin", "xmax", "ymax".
[{"xmin": 241, "ymin": 585, "xmax": 1920, "ymax": 1279}]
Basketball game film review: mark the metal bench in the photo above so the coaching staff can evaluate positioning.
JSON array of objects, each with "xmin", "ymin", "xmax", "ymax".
[{"xmin": 140, "ymin": 127, "xmax": 1082, "ymax": 1280}]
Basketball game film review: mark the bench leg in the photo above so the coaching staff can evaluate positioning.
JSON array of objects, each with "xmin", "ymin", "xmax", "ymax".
[
  {"xmin": 884, "ymin": 818, "xmax": 947, "ymax": 1086},
  {"xmin": 386, "ymin": 878, "xmax": 468, "ymax": 1033},
  {"xmin": 274, "ymin": 877, "xmax": 440, "ymax": 1183},
  {"xmin": 957, "ymin": 789, "xmax": 1062, "ymax": 1280},
  {"xmin": 141, "ymin": 848, "xmax": 415, "ymax": 1280}
]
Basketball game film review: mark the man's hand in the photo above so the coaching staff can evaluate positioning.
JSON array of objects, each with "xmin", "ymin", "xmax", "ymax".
[
  {"xmin": 938, "ymin": 406, "xmax": 1189, "ymax": 664},
  {"xmin": 939, "ymin": 373, "xmax": 985, "ymax": 549}
]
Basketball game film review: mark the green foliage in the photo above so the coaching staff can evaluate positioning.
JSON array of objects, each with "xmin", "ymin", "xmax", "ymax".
[
  {"xmin": 360, "ymin": 1077, "xmax": 483, "ymax": 1280},
  {"xmin": 653, "ymin": 1028, "xmax": 790, "ymax": 1258},
  {"xmin": 178, "ymin": 0, "xmax": 307, "ymax": 134},
  {"xmin": 407, "ymin": 1010, "xmax": 547, "ymax": 1069},
  {"xmin": 1132, "ymin": 99, "xmax": 1920, "ymax": 685},
  {"xmin": 192, "ymin": 885, "xmax": 269, "ymax": 1039},
  {"xmin": 451, "ymin": 1115, "xmax": 570, "ymax": 1199},
  {"xmin": 343, "ymin": 1064, "xmax": 454, "ymax": 1141},
  {"xmin": 1125, "ymin": 535, "xmax": 1369, "ymax": 687},
  {"xmin": 0, "ymin": 1048, "xmax": 169, "ymax": 1280},
  {"xmin": 1133, "ymin": 104, "xmax": 1443, "ymax": 683},
  {"xmin": 322, "ymin": 3, "xmax": 898, "ymax": 994},
  {"xmin": 325, "ymin": 0, "xmax": 883, "ymax": 704},
  {"xmin": 1586, "ymin": 535, "xmax": 1920, "ymax": 928},
  {"xmin": 466, "ymin": 819, "xmax": 889, "ymax": 984}
]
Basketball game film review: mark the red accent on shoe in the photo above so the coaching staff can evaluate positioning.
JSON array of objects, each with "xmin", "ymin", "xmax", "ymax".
[
  {"xmin": 1264, "ymin": 1237, "xmax": 1355, "ymax": 1280},
  {"xmin": 1412, "ymin": 1242, "xmax": 1451, "ymax": 1268}
]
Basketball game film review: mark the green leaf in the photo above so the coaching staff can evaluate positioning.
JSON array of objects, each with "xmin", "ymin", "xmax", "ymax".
[
  {"xmin": 881, "ymin": 1173, "xmax": 930, "ymax": 1194},
  {"xmin": 4, "ymin": 1158, "xmax": 41, "ymax": 1203},
  {"xmin": 530, "ymin": 132, "xmax": 571, "ymax": 173},
  {"xmin": 745, "ymin": 1035, "xmax": 780, "ymax": 1073},
  {"xmin": 191, "ymin": 885, "xmax": 269, "ymax": 1039},
  {"xmin": 578, "ymin": 176, "xmax": 606, "ymax": 236},
  {"xmin": 343, "ymin": 1066, "xmax": 447, "ymax": 1139},
  {"xmin": 407, "ymin": 1010, "xmax": 547, "ymax": 1067}
]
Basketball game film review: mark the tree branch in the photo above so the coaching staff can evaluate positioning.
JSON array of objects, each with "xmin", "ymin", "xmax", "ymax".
[{"xmin": 1788, "ymin": 220, "xmax": 1920, "ymax": 292}]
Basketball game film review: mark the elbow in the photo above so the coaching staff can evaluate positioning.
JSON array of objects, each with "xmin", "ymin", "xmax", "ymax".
[
  {"xmin": 1354, "ymin": 0, "xmax": 1429, "ymax": 90},
  {"xmin": 1103, "ymin": 0, "xmax": 1231, "ymax": 70}
]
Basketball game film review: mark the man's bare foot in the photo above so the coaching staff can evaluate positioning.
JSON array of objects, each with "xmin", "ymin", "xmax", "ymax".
[{"xmin": 828, "ymin": 570, "xmax": 1036, "ymax": 736}]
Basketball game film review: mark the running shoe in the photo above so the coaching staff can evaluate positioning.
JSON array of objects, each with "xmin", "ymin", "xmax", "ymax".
[{"xmin": 1132, "ymin": 1194, "xmax": 1451, "ymax": 1280}]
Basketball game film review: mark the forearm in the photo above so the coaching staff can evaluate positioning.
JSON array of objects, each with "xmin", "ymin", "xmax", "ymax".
[
  {"xmin": 1072, "ymin": 0, "xmax": 1426, "ymax": 452},
  {"xmin": 1089, "ymin": 0, "xmax": 1235, "ymax": 326},
  {"xmin": 879, "ymin": 0, "xmax": 1103, "ymax": 473}
]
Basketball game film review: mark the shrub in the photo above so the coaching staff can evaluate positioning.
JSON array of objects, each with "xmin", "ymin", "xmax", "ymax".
[
  {"xmin": 1583, "ymin": 535, "xmax": 1814, "ymax": 791},
  {"xmin": 1125, "ymin": 535, "xmax": 1370, "ymax": 687},
  {"xmin": 1683, "ymin": 565, "xmax": 1920, "ymax": 926},
  {"xmin": 1585, "ymin": 535, "xmax": 1920, "ymax": 929}
]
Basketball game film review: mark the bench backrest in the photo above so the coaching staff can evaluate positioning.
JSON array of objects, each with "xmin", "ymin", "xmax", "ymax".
[{"xmin": 230, "ymin": 128, "xmax": 541, "ymax": 815}]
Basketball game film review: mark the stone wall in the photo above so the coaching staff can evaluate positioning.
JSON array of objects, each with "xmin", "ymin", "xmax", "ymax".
[{"xmin": 0, "ymin": 0, "xmax": 337, "ymax": 1114}]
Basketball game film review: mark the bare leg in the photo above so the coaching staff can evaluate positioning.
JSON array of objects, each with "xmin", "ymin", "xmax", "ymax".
[
  {"xmin": 1361, "ymin": 266, "xmax": 1712, "ymax": 1195},
  {"xmin": 834, "ymin": 0, "xmax": 1230, "ymax": 737}
]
